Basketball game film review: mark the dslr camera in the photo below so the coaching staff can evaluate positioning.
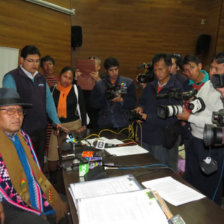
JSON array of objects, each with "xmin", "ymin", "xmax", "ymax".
[
  {"xmin": 126, "ymin": 110, "xmax": 145, "ymax": 122},
  {"xmin": 105, "ymin": 82, "xmax": 127, "ymax": 100},
  {"xmin": 211, "ymin": 74, "xmax": 224, "ymax": 88},
  {"xmin": 136, "ymin": 63, "xmax": 154, "ymax": 84},
  {"xmin": 157, "ymin": 88, "xmax": 205, "ymax": 119}
]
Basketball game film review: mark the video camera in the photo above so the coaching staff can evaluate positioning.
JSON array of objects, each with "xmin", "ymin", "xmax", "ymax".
[
  {"xmin": 203, "ymin": 109, "xmax": 224, "ymax": 146},
  {"xmin": 211, "ymin": 74, "xmax": 224, "ymax": 88},
  {"xmin": 105, "ymin": 82, "xmax": 127, "ymax": 100},
  {"xmin": 126, "ymin": 110, "xmax": 145, "ymax": 122},
  {"xmin": 203, "ymin": 124, "xmax": 224, "ymax": 146},
  {"xmin": 157, "ymin": 88, "xmax": 205, "ymax": 119},
  {"xmin": 157, "ymin": 88, "xmax": 197, "ymax": 101},
  {"xmin": 136, "ymin": 63, "xmax": 154, "ymax": 84},
  {"xmin": 203, "ymin": 74, "xmax": 224, "ymax": 146}
]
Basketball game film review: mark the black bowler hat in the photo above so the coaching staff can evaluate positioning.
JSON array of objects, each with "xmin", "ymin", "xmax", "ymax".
[{"xmin": 0, "ymin": 88, "xmax": 32, "ymax": 107}]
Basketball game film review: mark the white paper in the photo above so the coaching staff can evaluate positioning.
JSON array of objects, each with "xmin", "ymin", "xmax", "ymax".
[
  {"xmin": 142, "ymin": 176, "xmax": 205, "ymax": 206},
  {"xmin": 78, "ymin": 189, "xmax": 168, "ymax": 224},
  {"xmin": 69, "ymin": 175, "xmax": 141, "ymax": 204},
  {"xmin": 105, "ymin": 144, "xmax": 148, "ymax": 156}
]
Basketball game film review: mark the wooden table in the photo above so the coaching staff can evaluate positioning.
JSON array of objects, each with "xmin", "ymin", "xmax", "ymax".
[{"xmin": 63, "ymin": 151, "xmax": 224, "ymax": 224}]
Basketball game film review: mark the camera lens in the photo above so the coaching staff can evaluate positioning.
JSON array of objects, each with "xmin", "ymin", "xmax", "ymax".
[
  {"xmin": 176, "ymin": 105, "xmax": 183, "ymax": 115},
  {"xmin": 167, "ymin": 105, "xmax": 175, "ymax": 117},
  {"xmin": 203, "ymin": 124, "xmax": 224, "ymax": 146},
  {"xmin": 157, "ymin": 105, "xmax": 182, "ymax": 119},
  {"xmin": 169, "ymin": 105, "xmax": 182, "ymax": 116}
]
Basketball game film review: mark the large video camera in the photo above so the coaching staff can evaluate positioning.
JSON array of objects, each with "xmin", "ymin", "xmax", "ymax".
[
  {"xmin": 203, "ymin": 124, "xmax": 224, "ymax": 146},
  {"xmin": 157, "ymin": 88, "xmax": 205, "ymax": 119},
  {"xmin": 211, "ymin": 74, "xmax": 224, "ymax": 88},
  {"xmin": 203, "ymin": 73, "xmax": 224, "ymax": 146},
  {"xmin": 105, "ymin": 82, "xmax": 127, "ymax": 100},
  {"xmin": 137, "ymin": 63, "xmax": 154, "ymax": 84},
  {"xmin": 202, "ymin": 73, "xmax": 224, "ymax": 146},
  {"xmin": 203, "ymin": 109, "xmax": 224, "ymax": 146}
]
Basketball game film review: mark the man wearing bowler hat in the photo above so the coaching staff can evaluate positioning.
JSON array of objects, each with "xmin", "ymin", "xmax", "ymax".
[{"xmin": 0, "ymin": 88, "xmax": 67, "ymax": 223}]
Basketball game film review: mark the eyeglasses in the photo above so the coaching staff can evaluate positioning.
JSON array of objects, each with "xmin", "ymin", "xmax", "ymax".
[
  {"xmin": 0, "ymin": 108, "xmax": 24, "ymax": 116},
  {"xmin": 25, "ymin": 58, "xmax": 40, "ymax": 64}
]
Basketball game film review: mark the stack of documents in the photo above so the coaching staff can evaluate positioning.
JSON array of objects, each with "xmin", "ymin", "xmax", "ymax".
[{"xmin": 69, "ymin": 175, "xmax": 169, "ymax": 224}]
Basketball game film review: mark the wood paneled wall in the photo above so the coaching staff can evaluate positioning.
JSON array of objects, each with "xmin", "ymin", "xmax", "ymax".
[
  {"xmin": 0, "ymin": 0, "xmax": 72, "ymax": 76},
  {"xmin": 71, "ymin": 0, "xmax": 223, "ymax": 79},
  {"xmin": 1, "ymin": 0, "xmax": 223, "ymax": 79},
  {"xmin": 216, "ymin": 0, "xmax": 224, "ymax": 53}
]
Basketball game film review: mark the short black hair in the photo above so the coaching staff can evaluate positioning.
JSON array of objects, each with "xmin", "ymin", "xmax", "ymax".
[
  {"xmin": 104, "ymin": 57, "xmax": 119, "ymax": 70},
  {"xmin": 170, "ymin": 54, "xmax": 183, "ymax": 70},
  {"xmin": 40, "ymin": 55, "xmax": 55, "ymax": 68},
  {"xmin": 20, "ymin": 45, "xmax": 40, "ymax": 59},
  {"xmin": 59, "ymin": 66, "xmax": 75, "ymax": 78},
  {"xmin": 182, "ymin": 54, "xmax": 201, "ymax": 66},
  {"xmin": 211, "ymin": 52, "xmax": 224, "ymax": 64},
  {"xmin": 152, "ymin": 53, "xmax": 172, "ymax": 68}
]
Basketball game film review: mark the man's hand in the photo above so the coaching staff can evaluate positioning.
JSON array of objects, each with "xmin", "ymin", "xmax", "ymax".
[
  {"xmin": 177, "ymin": 106, "xmax": 190, "ymax": 121},
  {"xmin": 112, "ymin": 94, "xmax": 123, "ymax": 103},
  {"xmin": 76, "ymin": 126, "xmax": 86, "ymax": 133},
  {"xmin": 53, "ymin": 124, "xmax": 69, "ymax": 136},
  {"xmin": 133, "ymin": 108, "xmax": 147, "ymax": 123},
  {"xmin": 135, "ymin": 107, "xmax": 144, "ymax": 114},
  {"xmin": 137, "ymin": 111, "xmax": 147, "ymax": 123},
  {"xmin": 0, "ymin": 202, "xmax": 5, "ymax": 224},
  {"xmin": 90, "ymin": 72, "xmax": 101, "ymax": 81}
]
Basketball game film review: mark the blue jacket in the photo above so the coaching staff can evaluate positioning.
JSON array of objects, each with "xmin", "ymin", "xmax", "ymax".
[
  {"xmin": 90, "ymin": 76, "xmax": 136, "ymax": 129},
  {"xmin": 139, "ymin": 75, "xmax": 184, "ymax": 145}
]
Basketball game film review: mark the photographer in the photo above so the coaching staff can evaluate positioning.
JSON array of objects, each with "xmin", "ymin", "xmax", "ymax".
[
  {"xmin": 177, "ymin": 54, "xmax": 224, "ymax": 205},
  {"xmin": 210, "ymin": 52, "xmax": 224, "ymax": 99},
  {"xmin": 90, "ymin": 57, "xmax": 136, "ymax": 129},
  {"xmin": 136, "ymin": 53, "xmax": 184, "ymax": 171},
  {"xmin": 170, "ymin": 54, "xmax": 188, "ymax": 84}
]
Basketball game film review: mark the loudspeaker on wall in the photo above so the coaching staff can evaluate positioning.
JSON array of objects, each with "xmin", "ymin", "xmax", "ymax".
[
  {"xmin": 195, "ymin": 34, "xmax": 211, "ymax": 55},
  {"xmin": 71, "ymin": 26, "xmax": 82, "ymax": 48}
]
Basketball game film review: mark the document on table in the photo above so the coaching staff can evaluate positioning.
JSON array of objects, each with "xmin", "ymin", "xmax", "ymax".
[
  {"xmin": 105, "ymin": 144, "xmax": 148, "ymax": 156},
  {"xmin": 142, "ymin": 176, "xmax": 205, "ymax": 206},
  {"xmin": 69, "ymin": 175, "xmax": 142, "ymax": 207},
  {"xmin": 78, "ymin": 189, "xmax": 168, "ymax": 224}
]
